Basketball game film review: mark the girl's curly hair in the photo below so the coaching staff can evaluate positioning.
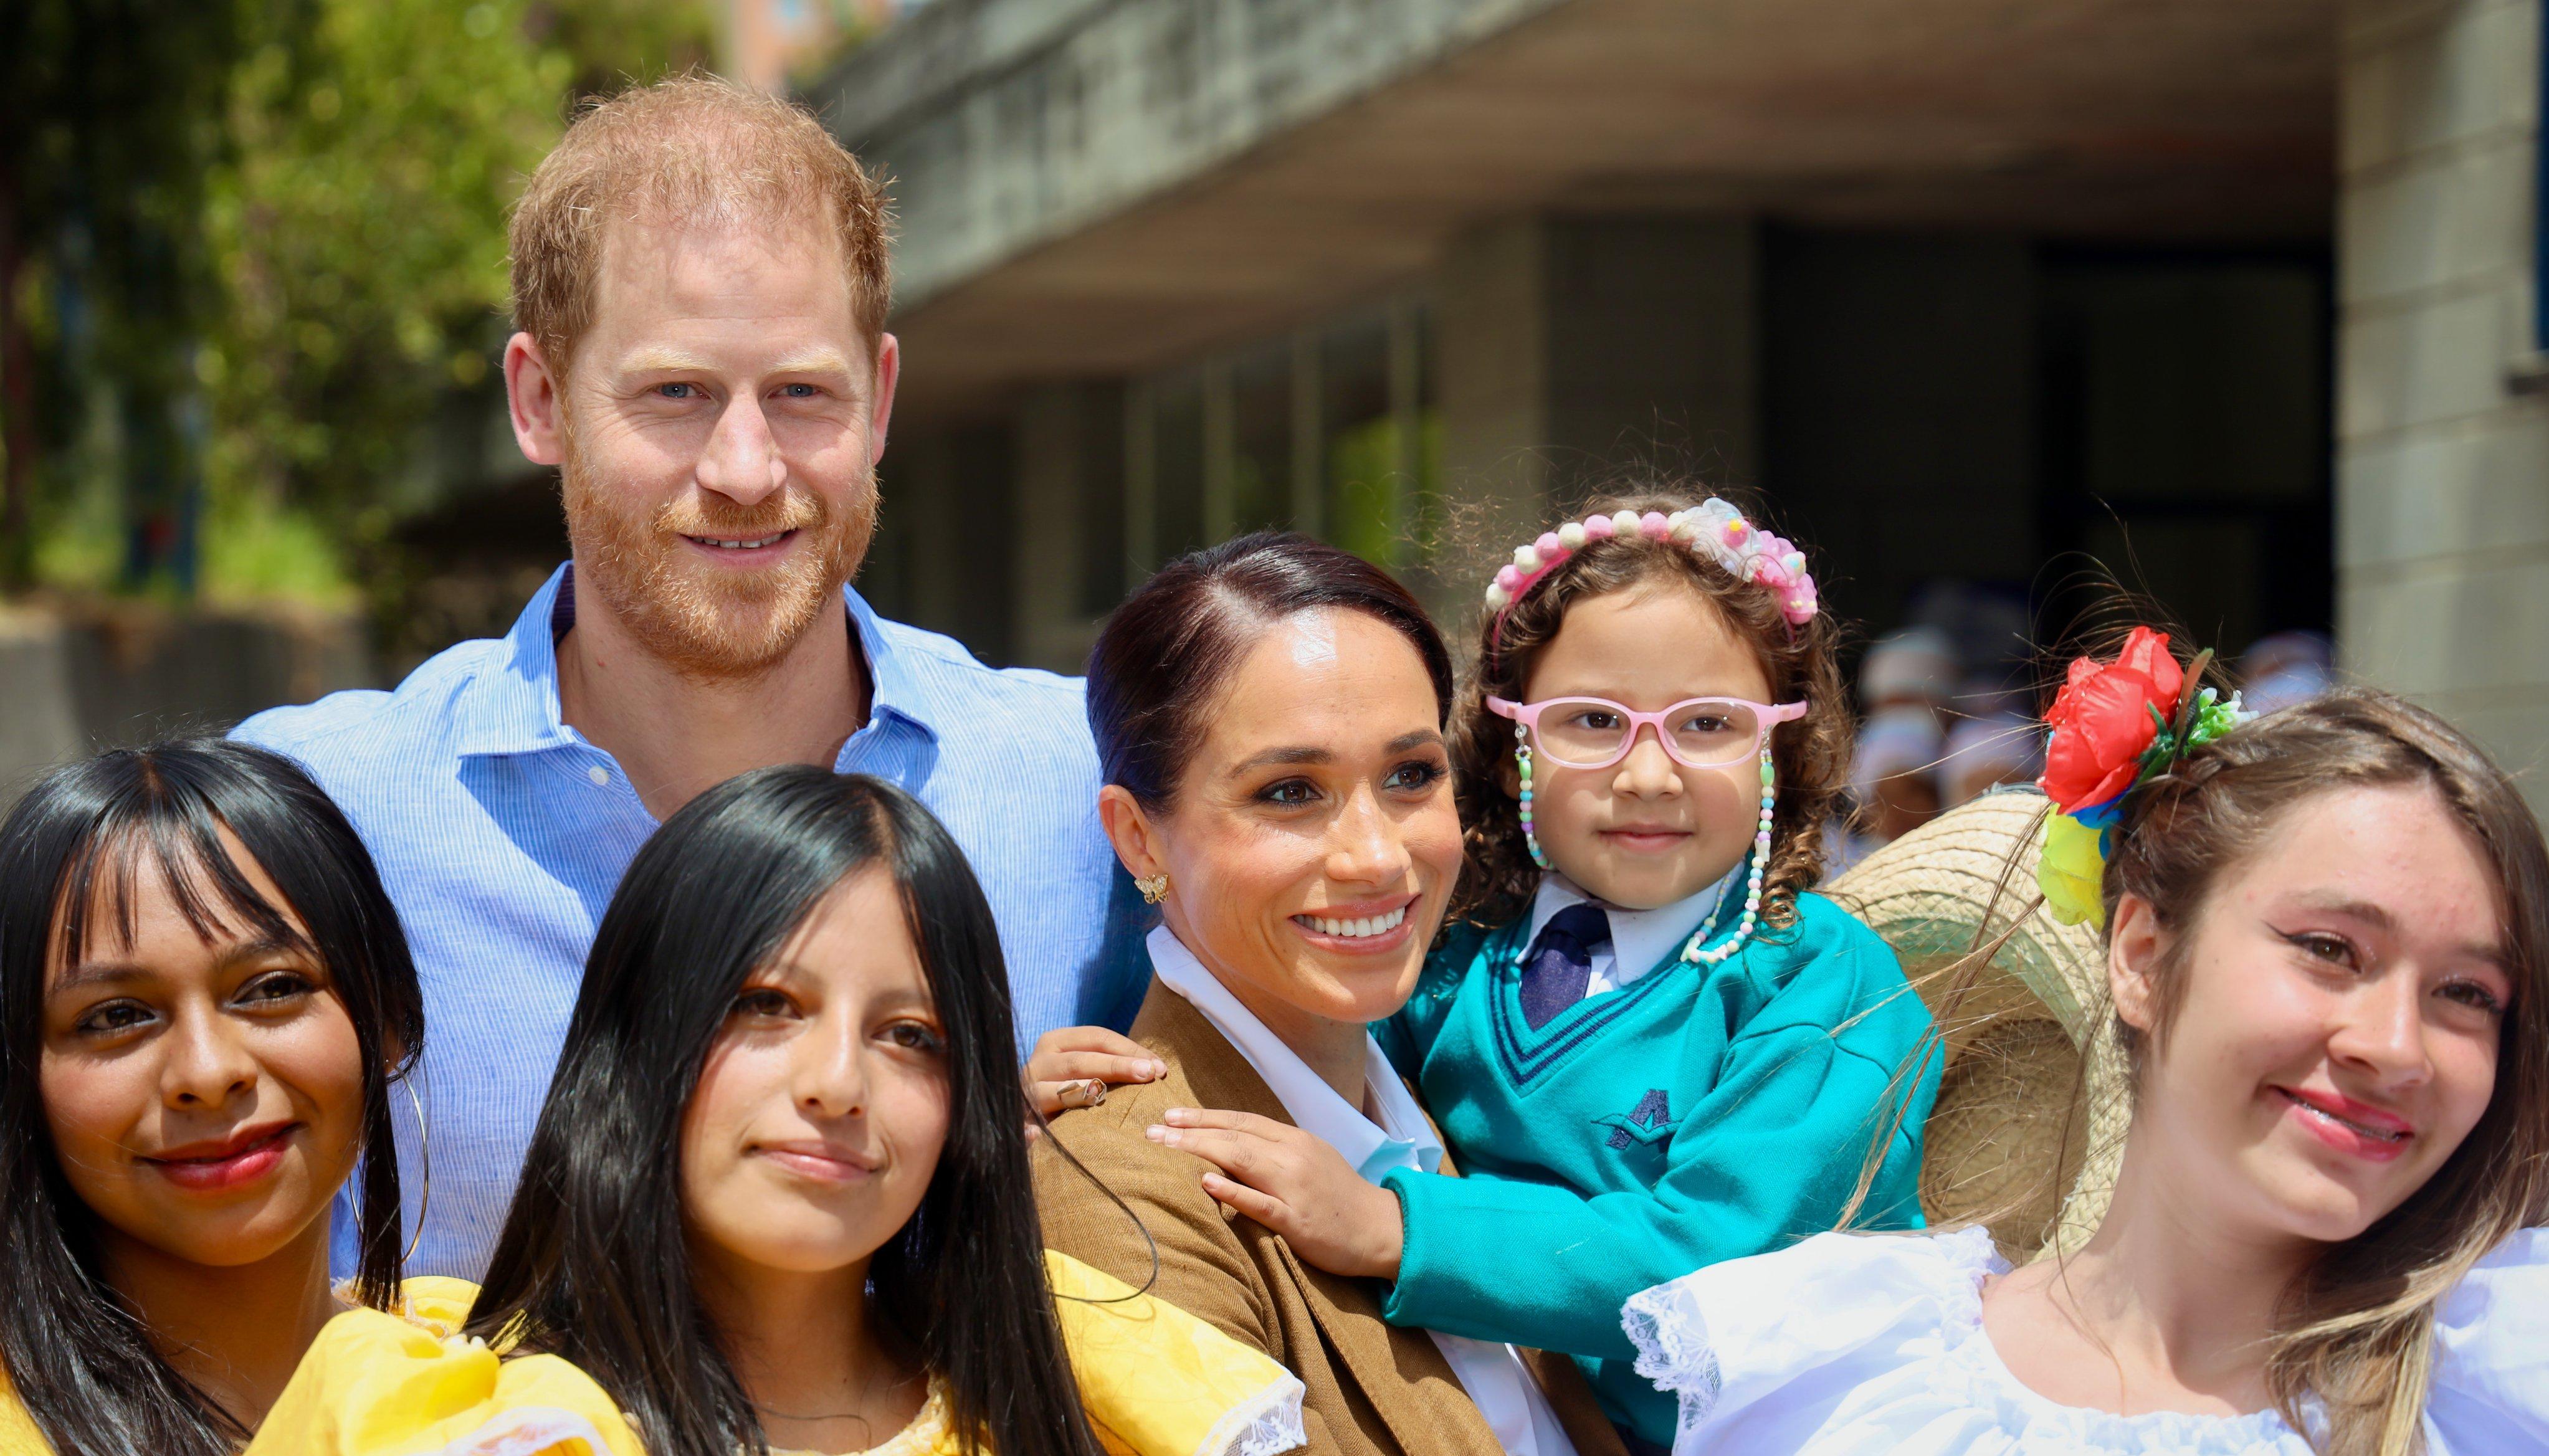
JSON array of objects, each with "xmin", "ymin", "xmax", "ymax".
[{"xmin": 1446, "ymin": 487, "xmax": 1852, "ymax": 932}]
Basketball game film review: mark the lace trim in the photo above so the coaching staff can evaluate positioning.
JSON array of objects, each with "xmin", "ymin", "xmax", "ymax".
[
  {"xmin": 1922, "ymin": 1225, "xmax": 2008, "ymax": 1336},
  {"xmin": 427, "ymin": 1406, "xmax": 616, "ymax": 1455},
  {"xmin": 1620, "ymin": 1230, "xmax": 2011, "ymax": 1444},
  {"xmin": 1621, "ymin": 1282, "xmax": 1722, "ymax": 1442},
  {"xmin": 1197, "ymin": 1372, "xmax": 1308, "ymax": 1456}
]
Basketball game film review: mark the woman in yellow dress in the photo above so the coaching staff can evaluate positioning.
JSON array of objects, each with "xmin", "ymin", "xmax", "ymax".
[
  {"xmin": 0, "ymin": 740, "xmax": 429, "ymax": 1455},
  {"xmin": 285, "ymin": 767, "xmax": 1300, "ymax": 1456}
]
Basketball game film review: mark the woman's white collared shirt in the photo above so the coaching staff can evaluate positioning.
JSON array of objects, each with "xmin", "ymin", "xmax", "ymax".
[{"xmin": 1149, "ymin": 926, "xmax": 1581, "ymax": 1456}]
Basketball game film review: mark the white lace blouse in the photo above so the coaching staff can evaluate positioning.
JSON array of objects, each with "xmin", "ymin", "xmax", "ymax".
[{"xmin": 1620, "ymin": 1225, "xmax": 2549, "ymax": 1455}]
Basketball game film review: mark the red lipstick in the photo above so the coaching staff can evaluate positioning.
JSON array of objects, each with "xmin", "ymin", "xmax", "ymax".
[
  {"xmin": 144, "ymin": 1122, "xmax": 298, "ymax": 1191},
  {"xmin": 2276, "ymin": 1086, "xmax": 2413, "ymax": 1163}
]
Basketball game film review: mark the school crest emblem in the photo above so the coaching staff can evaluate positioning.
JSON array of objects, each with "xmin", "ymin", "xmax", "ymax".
[{"xmin": 1596, "ymin": 1088, "xmax": 1675, "ymax": 1149}]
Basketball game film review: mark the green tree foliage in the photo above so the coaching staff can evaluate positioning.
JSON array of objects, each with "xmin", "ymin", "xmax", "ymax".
[
  {"xmin": 0, "ymin": 0, "xmax": 245, "ymax": 591},
  {"xmin": 2, "ymin": 0, "xmax": 718, "ymax": 605},
  {"xmin": 202, "ymin": 1, "xmax": 568, "ymax": 564}
]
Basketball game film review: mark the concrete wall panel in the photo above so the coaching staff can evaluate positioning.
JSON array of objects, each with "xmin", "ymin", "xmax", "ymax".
[
  {"xmin": 2338, "ymin": 413, "xmax": 2549, "ymax": 568},
  {"xmin": 2337, "ymin": 0, "xmax": 2548, "ymax": 811}
]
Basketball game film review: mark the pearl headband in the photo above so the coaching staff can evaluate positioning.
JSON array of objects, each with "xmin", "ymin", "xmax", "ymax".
[{"xmin": 1481, "ymin": 499, "xmax": 1820, "ymax": 633}]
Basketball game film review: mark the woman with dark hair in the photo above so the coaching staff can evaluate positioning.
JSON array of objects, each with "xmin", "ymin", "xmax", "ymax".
[
  {"xmin": 0, "ymin": 739, "xmax": 425, "ymax": 1454},
  {"xmin": 1035, "ymin": 531, "xmax": 1627, "ymax": 1456},
  {"xmin": 432, "ymin": 767, "xmax": 1304, "ymax": 1456}
]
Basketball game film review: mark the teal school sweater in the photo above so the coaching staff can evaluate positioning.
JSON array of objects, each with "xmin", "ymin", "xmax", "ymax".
[{"xmin": 1372, "ymin": 887, "xmax": 1942, "ymax": 1447}]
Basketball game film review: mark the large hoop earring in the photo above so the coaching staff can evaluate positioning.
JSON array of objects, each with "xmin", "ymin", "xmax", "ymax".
[
  {"xmin": 400, "ymin": 1073, "xmax": 431, "ymax": 1268},
  {"xmin": 1515, "ymin": 725, "xmax": 1551, "ymax": 870}
]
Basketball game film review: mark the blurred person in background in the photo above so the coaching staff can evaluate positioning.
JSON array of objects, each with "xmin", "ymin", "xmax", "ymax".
[
  {"xmin": 1935, "ymin": 676, "xmax": 2041, "ymax": 810},
  {"xmin": 1856, "ymin": 627, "xmax": 1960, "ymax": 728},
  {"xmin": 2241, "ymin": 630, "xmax": 2335, "ymax": 716},
  {"xmin": 1832, "ymin": 706, "xmax": 1945, "ymax": 872},
  {"xmin": 234, "ymin": 77, "xmax": 1146, "ymax": 1283}
]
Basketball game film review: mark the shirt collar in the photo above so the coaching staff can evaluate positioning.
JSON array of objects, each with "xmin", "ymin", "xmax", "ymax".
[
  {"xmin": 452, "ymin": 564, "xmax": 941, "ymax": 758},
  {"xmin": 1146, "ymin": 925, "xmax": 1441, "ymax": 1183},
  {"xmin": 1527, "ymin": 860, "xmax": 1743, "ymax": 981},
  {"xmin": 841, "ymin": 579, "xmax": 942, "ymax": 744},
  {"xmin": 450, "ymin": 565, "xmax": 580, "ymax": 759}
]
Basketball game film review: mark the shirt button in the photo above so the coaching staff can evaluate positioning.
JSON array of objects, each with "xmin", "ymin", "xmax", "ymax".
[{"xmin": 587, "ymin": 765, "xmax": 611, "ymax": 786}]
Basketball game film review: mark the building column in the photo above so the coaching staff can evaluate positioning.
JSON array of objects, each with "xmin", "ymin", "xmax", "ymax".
[
  {"xmin": 1436, "ymin": 214, "xmax": 1761, "ymax": 536},
  {"xmin": 2337, "ymin": 0, "xmax": 2549, "ymax": 808},
  {"xmin": 1012, "ymin": 382, "xmax": 1126, "ymax": 673},
  {"xmin": 871, "ymin": 422, "xmax": 1017, "ymax": 664}
]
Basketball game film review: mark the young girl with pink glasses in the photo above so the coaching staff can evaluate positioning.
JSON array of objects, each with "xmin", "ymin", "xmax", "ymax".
[{"xmin": 1036, "ymin": 488, "xmax": 1939, "ymax": 1452}]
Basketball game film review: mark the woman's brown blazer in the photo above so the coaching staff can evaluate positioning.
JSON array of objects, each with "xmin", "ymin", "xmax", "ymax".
[{"xmin": 1034, "ymin": 978, "xmax": 1629, "ymax": 1456}]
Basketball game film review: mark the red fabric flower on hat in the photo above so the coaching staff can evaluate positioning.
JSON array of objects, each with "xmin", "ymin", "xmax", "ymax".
[{"xmin": 2037, "ymin": 627, "xmax": 2185, "ymax": 814}]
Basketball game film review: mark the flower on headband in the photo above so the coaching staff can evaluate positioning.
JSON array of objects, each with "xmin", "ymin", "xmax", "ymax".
[
  {"xmin": 2038, "ymin": 627, "xmax": 2183, "ymax": 816},
  {"xmin": 1482, "ymin": 497, "xmax": 1821, "ymax": 626},
  {"xmin": 2038, "ymin": 812, "xmax": 2110, "ymax": 929},
  {"xmin": 2032, "ymin": 627, "xmax": 2256, "ymax": 931},
  {"xmin": 1745, "ymin": 535, "xmax": 1819, "ymax": 625}
]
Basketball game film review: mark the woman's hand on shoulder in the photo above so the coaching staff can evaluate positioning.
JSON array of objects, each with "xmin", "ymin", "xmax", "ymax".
[
  {"xmin": 1024, "ymin": 1025, "xmax": 1167, "ymax": 1122},
  {"xmin": 1148, "ymin": 1108, "xmax": 1404, "ymax": 1281}
]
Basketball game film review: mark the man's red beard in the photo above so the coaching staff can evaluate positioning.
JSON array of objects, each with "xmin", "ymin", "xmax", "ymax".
[{"xmin": 560, "ymin": 442, "xmax": 875, "ymax": 680}]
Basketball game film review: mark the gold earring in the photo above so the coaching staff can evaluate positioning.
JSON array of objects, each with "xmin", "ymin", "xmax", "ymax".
[{"xmin": 1136, "ymin": 872, "xmax": 1170, "ymax": 905}]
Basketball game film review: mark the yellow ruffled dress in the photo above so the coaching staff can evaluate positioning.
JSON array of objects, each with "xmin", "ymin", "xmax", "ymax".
[
  {"xmin": 0, "ymin": 1371, "xmax": 43, "ymax": 1456},
  {"xmin": 246, "ymin": 1252, "xmax": 1304, "ymax": 1456},
  {"xmin": 0, "ymin": 1280, "xmax": 623, "ymax": 1456}
]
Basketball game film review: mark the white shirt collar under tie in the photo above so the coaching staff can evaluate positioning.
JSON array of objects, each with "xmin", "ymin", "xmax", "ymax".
[{"xmin": 1525, "ymin": 860, "xmax": 1742, "ymax": 995}]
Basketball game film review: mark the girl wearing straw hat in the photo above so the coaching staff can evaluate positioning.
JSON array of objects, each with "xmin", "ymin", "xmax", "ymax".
[{"xmin": 1624, "ymin": 635, "xmax": 2549, "ymax": 1456}]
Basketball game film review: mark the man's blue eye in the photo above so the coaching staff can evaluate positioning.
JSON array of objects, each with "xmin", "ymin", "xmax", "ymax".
[
  {"xmin": 658, "ymin": 383, "xmax": 697, "ymax": 399},
  {"xmin": 781, "ymin": 384, "xmax": 817, "ymax": 397}
]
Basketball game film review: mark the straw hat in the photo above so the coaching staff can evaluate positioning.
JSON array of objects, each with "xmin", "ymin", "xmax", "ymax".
[{"xmin": 1826, "ymin": 787, "xmax": 2128, "ymax": 1261}]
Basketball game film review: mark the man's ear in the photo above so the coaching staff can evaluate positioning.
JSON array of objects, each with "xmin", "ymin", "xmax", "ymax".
[
  {"xmin": 506, "ymin": 331, "xmax": 566, "ymax": 468},
  {"xmin": 1097, "ymin": 784, "xmax": 1164, "ymax": 883},
  {"xmin": 2108, "ymin": 892, "xmax": 2169, "ymax": 1037},
  {"xmin": 867, "ymin": 332, "xmax": 900, "ymax": 466}
]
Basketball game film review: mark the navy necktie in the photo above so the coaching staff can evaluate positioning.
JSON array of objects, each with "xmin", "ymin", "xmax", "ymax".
[{"xmin": 1519, "ymin": 903, "xmax": 1610, "ymax": 1030}]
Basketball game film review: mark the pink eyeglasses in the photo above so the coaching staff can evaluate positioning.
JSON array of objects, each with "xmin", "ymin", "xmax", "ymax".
[{"xmin": 1488, "ymin": 695, "xmax": 1808, "ymax": 770}]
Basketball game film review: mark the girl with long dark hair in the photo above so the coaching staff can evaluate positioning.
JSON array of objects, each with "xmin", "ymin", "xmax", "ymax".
[
  {"xmin": 0, "ymin": 740, "xmax": 425, "ymax": 1454},
  {"xmin": 445, "ymin": 767, "xmax": 1302, "ymax": 1456}
]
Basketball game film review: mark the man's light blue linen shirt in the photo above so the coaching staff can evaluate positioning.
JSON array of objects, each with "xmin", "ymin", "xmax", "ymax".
[{"xmin": 234, "ymin": 566, "xmax": 1150, "ymax": 1279}]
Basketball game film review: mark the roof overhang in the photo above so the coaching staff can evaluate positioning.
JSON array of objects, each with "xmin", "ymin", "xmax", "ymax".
[{"xmin": 814, "ymin": 0, "xmax": 2338, "ymax": 425}]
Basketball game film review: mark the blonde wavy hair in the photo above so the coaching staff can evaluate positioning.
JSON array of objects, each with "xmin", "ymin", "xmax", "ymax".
[
  {"xmin": 1915, "ymin": 688, "xmax": 2549, "ymax": 1455},
  {"xmin": 2085, "ymin": 688, "xmax": 2549, "ymax": 1454}
]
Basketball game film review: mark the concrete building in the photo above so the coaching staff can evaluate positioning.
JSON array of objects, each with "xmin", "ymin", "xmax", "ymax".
[
  {"xmin": 2339, "ymin": 0, "xmax": 2549, "ymax": 804},
  {"xmin": 811, "ymin": 0, "xmax": 2545, "ymax": 803}
]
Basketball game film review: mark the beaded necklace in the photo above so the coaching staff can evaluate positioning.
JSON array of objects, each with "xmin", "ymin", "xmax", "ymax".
[{"xmin": 1513, "ymin": 753, "xmax": 1777, "ymax": 971}]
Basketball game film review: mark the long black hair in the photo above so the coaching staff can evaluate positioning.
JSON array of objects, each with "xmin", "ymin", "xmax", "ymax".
[
  {"xmin": 468, "ymin": 768, "xmax": 1103, "ymax": 1456},
  {"xmin": 0, "ymin": 739, "xmax": 425, "ymax": 1455}
]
